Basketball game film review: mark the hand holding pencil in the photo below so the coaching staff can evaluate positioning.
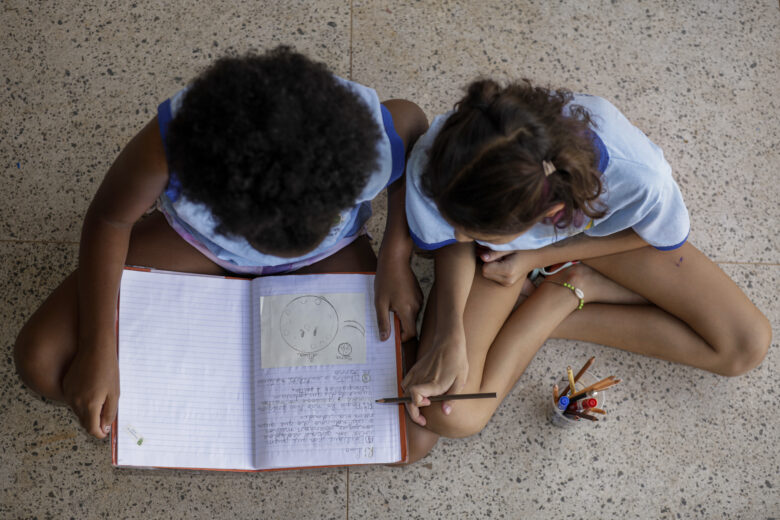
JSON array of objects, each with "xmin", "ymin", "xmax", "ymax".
[
  {"xmin": 377, "ymin": 392, "xmax": 497, "ymax": 404},
  {"xmin": 399, "ymin": 328, "xmax": 470, "ymax": 427}
]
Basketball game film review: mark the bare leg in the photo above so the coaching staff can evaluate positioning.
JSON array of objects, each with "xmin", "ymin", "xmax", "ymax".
[
  {"xmin": 552, "ymin": 243, "xmax": 771, "ymax": 376},
  {"xmin": 13, "ymin": 212, "xmax": 228, "ymax": 401},
  {"xmin": 417, "ymin": 265, "xmax": 591, "ymax": 438},
  {"xmin": 412, "ymin": 243, "xmax": 770, "ymax": 439}
]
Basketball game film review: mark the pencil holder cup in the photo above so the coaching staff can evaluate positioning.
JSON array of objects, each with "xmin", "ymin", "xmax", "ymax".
[{"xmin": 548, "ymin": 372, "xmax": 604, "ymax": 429}]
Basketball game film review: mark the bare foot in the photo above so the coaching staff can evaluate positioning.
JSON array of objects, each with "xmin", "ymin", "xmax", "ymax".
[{"xmin": 547, "ymin": 263, "xmax": 647, "ymax": 305}]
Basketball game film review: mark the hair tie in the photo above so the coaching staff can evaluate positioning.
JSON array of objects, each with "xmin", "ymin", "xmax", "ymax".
[{"xmin": 542, "ymin": 160, "xmax": 556, "ymax": 177}]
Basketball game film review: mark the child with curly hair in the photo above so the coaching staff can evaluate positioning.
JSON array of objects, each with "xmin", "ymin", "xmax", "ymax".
[
  {"xmin": 400, "ymin": 79, "xmax": 771, "ymax": 456},
  {"xmin": 14, "ymin": 46, "xmax": 427, "ymax": 441}
]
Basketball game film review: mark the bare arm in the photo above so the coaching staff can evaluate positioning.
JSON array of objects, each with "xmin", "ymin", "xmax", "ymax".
[
  {"xmin": 375, "ymin": 100, "xmax": 428, "ymax": 341},
  {"xmin": 533, "ymin": 229, "xmax": 647, "ymax": 266},
  {"xmin": 402, "ymin": 241, "xmax": 475, "ymax": 425},
  {"xmin": 482, "ymin": 229, "xmax": 648, "ymax": 287},
  {"xmin": 66, "ymin": 117, "xmax": 169, "ymax": 438},
  {"xmin": 432, "ymin": 241, "xmax": 476, "ymax": 334}
]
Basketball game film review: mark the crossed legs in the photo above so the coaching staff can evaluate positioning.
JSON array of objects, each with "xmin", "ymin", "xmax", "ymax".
[
  {"xmin": 411, "ymin": 242, "xmax": 770, "ymax": 444},
  {"xmin": 14, "ymin": 212, "xmax": 380, "ymax": 407}
]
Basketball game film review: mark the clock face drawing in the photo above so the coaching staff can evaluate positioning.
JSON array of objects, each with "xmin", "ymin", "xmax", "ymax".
[{"xmin": 279, "ymin": 295, "xmax": 339, "ymax": 354}]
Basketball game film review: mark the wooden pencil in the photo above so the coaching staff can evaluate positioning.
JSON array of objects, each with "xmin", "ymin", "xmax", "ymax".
[
  {"xmin": 592, "ymin": 379, "xmax": 621, "ymax": 392},
  {"xmin": 567, "ymin": 366, "xmax": 576, "ymax": 396},
  {"xmin": 590, "ymin": 408, "xmax": 606, "ymax": 415},
  {"xmin": 573, "ymin": 356, "xmax": 595, "ymax": 383},
  {"xmin": 569, "ymin": 376, "xmax": 617, "ymax": 400},
  {"xmin": 376, "ymin": 392, "xmax": 497, "ymax": 404},
  {"xmin": 553, "ymin": 384, "xmax": 559, "ymax": 402},
  {"xmin": 564, "ymin": 409, "xmax": 598, "ymax": 421}
]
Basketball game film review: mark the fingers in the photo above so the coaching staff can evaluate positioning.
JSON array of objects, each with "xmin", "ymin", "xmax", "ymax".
[
  {"xmin": 482, "ymin": 261, "xmax": 516, "ymax": 286},
  {"xmin": 375, "ymin": 296, "xmax": 392, "ymax": 342},
  {"xmin": 377, "ymin": 297, "xmax": 421, "ymax": 342},
  {"xmin": 100, "ymin": 392, "xmax": 119, "ymax": 437},
  {"xmin": 398, "ymin": 307, "xmax": 419, "ymax": 342},
  {"xmin": 440, "ymin": 373, "xmax": 468, "ymax": 415},
  {"xmin": 81, "ymin": 400, "xmax": 108, "ymax": 439},
  {"xmin": 404, "ymin": 402, "xmax": 427, "ymax": 426},
  {"xmin": 480, "ymin": 249, "xmax": 513, "ymax": 263}
]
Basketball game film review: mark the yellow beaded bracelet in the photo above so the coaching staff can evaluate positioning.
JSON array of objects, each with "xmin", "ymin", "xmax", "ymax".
[{"xmin": 543, "ymin": 280, "xmax": 585, "ymax": 310}]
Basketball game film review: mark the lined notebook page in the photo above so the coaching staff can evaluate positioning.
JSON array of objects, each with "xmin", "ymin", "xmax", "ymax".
[
  {"xmin": 117, "ymin": 269, "xmax": 254, "ymax": 470},
  {"xmin": 251, "ymin": 274, "xmax": 402, "ymax": 469}
]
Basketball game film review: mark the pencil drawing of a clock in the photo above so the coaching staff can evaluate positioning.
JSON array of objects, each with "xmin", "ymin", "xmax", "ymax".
[{"xmin": 279, "ymin": 295, "xmax": 339, "ymax": 354}]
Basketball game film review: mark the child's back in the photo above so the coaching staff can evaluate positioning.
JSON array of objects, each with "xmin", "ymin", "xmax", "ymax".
[{"xmin": 14, "ymin": 46, "xmax": 428, "ymax": 444}]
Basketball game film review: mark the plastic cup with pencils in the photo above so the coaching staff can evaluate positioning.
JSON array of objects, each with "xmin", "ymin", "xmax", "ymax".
[{"xmin": 548, "ymin": 357, "xmax": 619, "ymax": 429}]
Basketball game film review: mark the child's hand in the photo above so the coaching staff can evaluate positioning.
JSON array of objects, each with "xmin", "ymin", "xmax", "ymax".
[
  {"xmin": 375, "ymin": 253, "xmax": 423, "ymax": 342},
  {"xmin": 62, "ymin": 339, "xmax": 119, "ymax": 439},
  {"xmin": 401, "ymin": 326, "xmax": 469, "ymax": 426},
  {"xmin": 480, "ymin": 249, "xmax": 536, "ymax": 287}
]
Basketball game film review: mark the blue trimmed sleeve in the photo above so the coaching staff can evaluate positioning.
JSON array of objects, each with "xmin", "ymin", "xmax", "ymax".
[
  {"xmin": 409, "ymin": 230, "xmax": 457, "ymax": 250},
  {"xmin": 380, "ymin": 104, "xmax": 406, "ymax": 187},
  {"xmin": 157, "ymin": 98, "xmax": 173, "ymax": 158},
  {"xmin": 157, "ymin": 97, "xmax": 182, "ymax": 202}
]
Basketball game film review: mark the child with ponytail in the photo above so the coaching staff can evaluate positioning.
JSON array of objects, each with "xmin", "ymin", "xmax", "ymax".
[{"xmin": 401, "ymin": 79, "xmax": 770, "ymax": 458}]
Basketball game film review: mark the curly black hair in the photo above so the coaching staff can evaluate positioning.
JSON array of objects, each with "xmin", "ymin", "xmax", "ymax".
[{"xmin": 165, "ymin": 46, "xmax": 381, "ymax": 256}]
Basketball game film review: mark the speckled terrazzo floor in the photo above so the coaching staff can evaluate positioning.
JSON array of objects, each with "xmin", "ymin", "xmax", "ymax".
[{"xmin": 1, "ymin": 1, "xmax": 778, "ymax": 518}]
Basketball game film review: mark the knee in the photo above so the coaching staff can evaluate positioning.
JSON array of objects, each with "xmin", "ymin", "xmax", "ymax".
[
  {"xmin": 715, "ymin": 313, "xmax": 772, "ymax": 377},
  {"xmin": 421, "ymin": 403, "xmax": 492, "ymax": 439},
  {"xmin": 396, "ymin": 423, "xmax": 439, "ymax": 466},
  {"xmin": 13, "ymin": 326, "xmax": 65, "ymax": 399}
]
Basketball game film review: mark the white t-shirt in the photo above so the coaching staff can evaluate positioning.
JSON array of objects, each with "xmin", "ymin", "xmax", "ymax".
[
  {"xmin": 156, "ymin": 77, "xmax": 406, "ymax": 271},
  {"xmin": 406, "ymin": 93, "xmax": 689, "ymax": 251}
]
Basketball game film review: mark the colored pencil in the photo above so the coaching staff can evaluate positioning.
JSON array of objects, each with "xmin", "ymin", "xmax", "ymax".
[
  {"xmin": 564, "ymin": 409, "xmax": 598, "ymax": 421},
  {"xmin": 573, "ymin": 356, "xmax": 595, "ymax": 383},
  {"xmin": 553, "ymin": 384, "xmax": 559, "ymax": 402},
  {"xmin": 567, "ymin": 366, "xmax": 576, "ymax": 396},
  {"xmin": 376, "ymin": 392, "xmax": 497, "ymax": 404},
  {"xmin": 592, "ymin": 379, "xmax": 621, "ymax": 392},
  {"xmin": 590, "ymin": 408, "xmax": 606, "ymax": 415},
  {"xmin": 569, "ymin": 376, "xmax": 618, "ymax": 400}
]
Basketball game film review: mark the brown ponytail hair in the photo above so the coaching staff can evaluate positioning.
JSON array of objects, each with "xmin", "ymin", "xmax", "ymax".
[{"xmin": 422, "ymin": 79, "xmax": 605, "ymax": 235}]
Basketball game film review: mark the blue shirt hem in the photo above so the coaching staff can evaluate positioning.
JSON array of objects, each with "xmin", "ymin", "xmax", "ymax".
[
  {"xmin": 410, "ymin": 228, "xmax": 456, "ymax": 250},
  {"xmin": 653, "ymin": 230, "xmax": 689, "ymax": 251}
]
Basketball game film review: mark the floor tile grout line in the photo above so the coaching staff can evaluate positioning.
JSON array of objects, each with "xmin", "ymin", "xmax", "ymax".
[
  {"xmin": 348, "ymin": 0, "xmax": 353, "ymax": 81},
  {"xmin": 714, "ymin": 261, "xmax": 780, "ymax": 266},
  {"xmin": 0, "ymin": 239, "xmax": 79, "ymax": 245}
]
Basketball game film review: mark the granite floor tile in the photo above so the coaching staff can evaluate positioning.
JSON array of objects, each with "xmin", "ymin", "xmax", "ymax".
[
  {"xmin": 353, "ymin": 0, "xmax": 780, "ymax": 263},
  {"xmin": 348, "ymin": 263, "xmax": 778, "ymax": 519},
  {"xmin": 1, "ymin": 0, "xmax": 351, "ymax": 243},
  {"xmin": 0, "ymin": 242, "xmax": 349, "ymax": 519},
  {"xmin": 2, "ymin": 1, "xmax": 778, "ymax": 519}
]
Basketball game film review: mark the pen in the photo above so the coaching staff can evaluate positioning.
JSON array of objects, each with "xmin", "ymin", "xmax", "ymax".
[{"xmin": 567, "ymin": 397, "xmax": 598, "ymax": 411}]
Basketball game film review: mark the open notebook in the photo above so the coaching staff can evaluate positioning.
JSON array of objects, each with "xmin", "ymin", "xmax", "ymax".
[{"xmin": 112, "ymin": 268, "xmax": 406, "ymax": 470}]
